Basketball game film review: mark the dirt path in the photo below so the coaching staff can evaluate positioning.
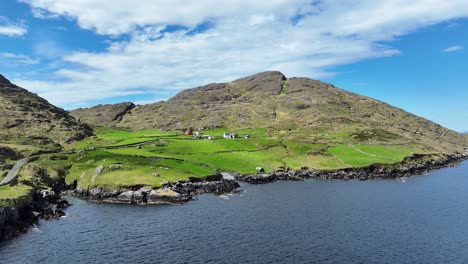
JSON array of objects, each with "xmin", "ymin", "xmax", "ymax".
[{"xmin": 435, "ymin": 128, "xmax": 448, "ymax": 140}]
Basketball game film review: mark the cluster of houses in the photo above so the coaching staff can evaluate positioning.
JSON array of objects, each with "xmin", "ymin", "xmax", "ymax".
[{"xmin": 184, "ymin": 129, "xmax": 249, "ymax": 140}]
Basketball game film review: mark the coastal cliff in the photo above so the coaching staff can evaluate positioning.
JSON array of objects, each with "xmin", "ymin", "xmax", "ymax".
[
  {"xmin": 0, "ymin": 201, "xmax": 34, "ymax": 241},
  {"xmin": 0, "ymin": 190, "xmax": 69, "ymax": 241}
]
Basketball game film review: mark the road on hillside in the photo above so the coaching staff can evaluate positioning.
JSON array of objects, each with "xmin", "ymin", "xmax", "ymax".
[{"xmin": 0, "ymin": 156, "xmax": 37, "ymax": 186}]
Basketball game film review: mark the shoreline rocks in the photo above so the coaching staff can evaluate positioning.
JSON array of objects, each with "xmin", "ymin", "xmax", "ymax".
[
  {"xmin": 236, "ymin": 152, "xmax": 468, "ymax": 184},
  {"xmin": 0, "ymin": 190, "xmax": 70, "ymax": 242},
  {"xmin": 71, "ymin": 174, "xmax": 241, "ymax": 205},
  {"xmin": 70, "ymin": 153, "xmax": 468, "ymax": 204}
]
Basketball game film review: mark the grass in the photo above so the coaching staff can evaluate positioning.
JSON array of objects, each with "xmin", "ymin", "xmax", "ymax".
[
  {"xmin": 282, "ymin": 155, "xmax": 347, "ymax": 170},
  {"xmin": 328, "ymin": 145, "xmax": 396, "ymax": 167},
  {"xmin": 0, "ymin": 164, "xmax": 41, "ymax": 206},
  {"xmin": 2, "ymin": 126, "xmax": 431, "ymax": 196},
  {"xmin": 65, "ymin": 150, "xmax": 216, "ymax": 189},
  {"xmin": 73, "ymin": 127, "xmax": 177, "ymax": 150},
  {"xmin": 353, "ymin": 144, "xmax": 422, "ymax": 160},
  {"xmin": 0, "ymin": 184, "xmax": 34, "ymax": 206}
]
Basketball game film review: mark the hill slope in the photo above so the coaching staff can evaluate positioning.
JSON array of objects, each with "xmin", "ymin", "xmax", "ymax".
[
  {"xmin": 0, "ymin": 74, "xmax": 93, "ymax": 155},
  {"xmin": 71, "ymin": 71, "xmax": 467, "ymax": 154}
]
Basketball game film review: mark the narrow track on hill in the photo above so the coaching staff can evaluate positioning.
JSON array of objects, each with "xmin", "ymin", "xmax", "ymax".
[
  {"xmin": 350, "ymin": 144, "xmax": 394, "ymax": 161},
  {"xmin": 0, "ymin": 156, "xmax": 38, "ymax": 186}
]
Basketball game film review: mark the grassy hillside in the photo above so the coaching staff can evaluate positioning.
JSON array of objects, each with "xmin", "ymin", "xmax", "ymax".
[
  {"xmin": 0, "ymin": 74, "xmax": 93, "ymax": 156},
  {"xmin": 71, "ymin": 102, "xmax": 136, "ymax": 127},
  {"xmin": 1, "ymin": 71, "xmax": 466, "ymax": 197},
  {"xmin": 71, "ymin": 71, "xmax": 467, "ymax": 154}
]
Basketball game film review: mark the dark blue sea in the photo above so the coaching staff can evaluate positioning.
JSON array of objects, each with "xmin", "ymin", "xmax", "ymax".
[{"xmin": 1, "ymin": 161, "xmax": 468, "ymax": 264}]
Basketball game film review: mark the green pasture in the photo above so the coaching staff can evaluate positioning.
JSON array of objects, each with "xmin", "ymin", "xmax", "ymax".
[{"xmin": 2, "ymin": 126, "xmax": 429, "ymax": 197}]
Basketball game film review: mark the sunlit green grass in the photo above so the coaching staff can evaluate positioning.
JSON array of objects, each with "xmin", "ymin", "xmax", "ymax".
[
  {"xmin": 65, "ymin": 150, "xmax": 217, "ymax": 189},
  {"xmin": 353, "ymin": 144, "xmax": 422, "ymax": 161},
  {"xmin": 0, "ymin": 184, "xmax": 34, "ymax": 206},
  {"xmin": 328, "ymin": 145, "xmax": 395, "ymax": 167},
  {"xmin": 61, "ymin": 127, "xmax": 428, "ymax": 189}
]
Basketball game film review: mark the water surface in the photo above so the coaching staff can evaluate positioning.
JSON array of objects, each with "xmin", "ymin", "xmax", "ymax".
[{"xmin": 1, "ymin": 161, "xmax": 468, "ymax": 263}]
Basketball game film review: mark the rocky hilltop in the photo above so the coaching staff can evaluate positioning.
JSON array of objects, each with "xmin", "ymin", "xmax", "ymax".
[
  {"xmin": 0, "ymin": 74, "xmax": 93, "ymax": 154},
  {"xmin": 71, "ymin": 71, "xmax": 467, "ymax": 154}
]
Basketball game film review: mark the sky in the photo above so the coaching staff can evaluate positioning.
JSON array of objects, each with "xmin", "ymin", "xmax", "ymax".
[{"xmin": 0, "ymin": 0, "xmax": 467, "ymax": 132}]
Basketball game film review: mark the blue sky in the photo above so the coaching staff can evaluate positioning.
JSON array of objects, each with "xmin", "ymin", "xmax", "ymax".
[{"xmin": 0, "ymin": 0, "xmax": 467, "ymax": 132}]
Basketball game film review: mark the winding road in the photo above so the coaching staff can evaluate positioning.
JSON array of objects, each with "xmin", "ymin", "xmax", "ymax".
[{"xmin": 0, "ymin": 156, "xmax": 37, "ymax": 186}]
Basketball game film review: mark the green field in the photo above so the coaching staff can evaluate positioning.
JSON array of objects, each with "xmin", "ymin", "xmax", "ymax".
[
  {"xmin": 57, "ymin": 127, "xmax": 428, "ymax": 190},
  {"xmin": 1, "ymin": 126, "xmax": 430, "ymax": 199},
  {"xmin": 0, "ymin": 184, "xmax": 34, "ymax": 206}
]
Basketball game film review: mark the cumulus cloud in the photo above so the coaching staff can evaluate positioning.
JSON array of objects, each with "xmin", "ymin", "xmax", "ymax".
[
  {"xmin": 16, "ymin": 0, "xmax": 468, "ymax": 107},
  {"xmin": 0, "ymin": 16, "xmax": 27, "ymax": 36},
  {"xmin": 442, "ymin": 45, "xmax": 464, "ymax": 52},
  {"xmin": 21, "ymin": 0, "xmax": 312, "ymax": 35}
]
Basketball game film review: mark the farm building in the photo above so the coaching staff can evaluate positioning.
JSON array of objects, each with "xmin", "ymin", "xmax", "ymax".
[{"xmin": 223, "ymin": 133, "xmax": 238, "ymax": 139}]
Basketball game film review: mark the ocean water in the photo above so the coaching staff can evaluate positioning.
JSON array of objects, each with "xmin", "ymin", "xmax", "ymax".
[{"xmin": 1, "ymin": 161, "xmax": 468, "ymax": 264}]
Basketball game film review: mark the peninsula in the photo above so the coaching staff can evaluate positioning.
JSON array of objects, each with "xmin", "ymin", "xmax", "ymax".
[{"xmin": 1, "ymin": 71, "xmax": 467, "ymax": 240}]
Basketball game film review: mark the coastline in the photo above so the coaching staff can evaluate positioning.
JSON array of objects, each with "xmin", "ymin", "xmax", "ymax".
[
  {"xmin": 69, "ymin": 152, "xmax": 468, "ymax": 204},
  {"xmin": 1, "ymin": 152, "xmax": 466, "ymax": 242},
  {"xmin": 0, "ymin": 190, "xmax": 70, "ymax": 242},
  {"xmin": 70, "ymin": 174, "xmax": 241, "ymax": 205},
  {"xmin": 236, "ymin": 152, "xmax": 468, "ymax": 184}
]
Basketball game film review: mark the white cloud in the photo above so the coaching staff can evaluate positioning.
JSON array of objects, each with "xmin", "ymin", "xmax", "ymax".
[
  {"xmin": 442, "ymin": 45, "xmax": 464, "ymax": 52},
  {"xmin": 21, "ymin": 0, "xmax": 311, "ymax": 35},
  {"xmin": 16, "ymin": 0, "xmax": 468, "ymax": 107},
  {"xmin": 0, "ymin": 16, "xmax": 27, "ymax": 36},
  {"xmin": 0, "ymin": 53, "xmax": 40, "ymax": 65},
  {"xmin": 31, "ymin": 8, "xmax": 60, "ymax": 19}
]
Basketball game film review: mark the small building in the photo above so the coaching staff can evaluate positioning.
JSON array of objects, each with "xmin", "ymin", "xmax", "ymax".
[
  {"xmin": 223, "ymin": 133, "xmax": 239, "ymax": 139},
  {"xmin": 256, "ymin": 167, "xmax": 265, "ymax": 173},
  {"xmin": 244, "ymin": 134, "xmax": 250, "ymax": 139}
]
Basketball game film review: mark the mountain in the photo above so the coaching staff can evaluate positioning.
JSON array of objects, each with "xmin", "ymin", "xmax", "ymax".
[
  {"xmin": 0, "ymin": 74, "xmax": 93, "ymax": 154},
  {"xmin": 71, "ymin": 71, "xmax": 467, "ymax": 154},
  {"xmin": 71, "ymin": 102, "xmax": 136, "ymax": 128}
]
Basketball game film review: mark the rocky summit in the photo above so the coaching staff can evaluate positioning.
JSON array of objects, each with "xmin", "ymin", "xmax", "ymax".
[
  {"xmin": 0, "ymin": 74, "xmax": 93, "ymax": 154},
  {"xmin": 71, "ymin": 71, "xmax": 467, "ymax": 154}
]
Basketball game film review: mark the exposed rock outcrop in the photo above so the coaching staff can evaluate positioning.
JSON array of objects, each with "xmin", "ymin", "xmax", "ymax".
[
  {"xmin": 0, "ymin": 74, "xmax": 93, "ymax": 152},
  {"xmin": 72, "ymin": 174, "xmax": 240, "ymax": 204},
  {"xmin": 0, "ymin": 146, "xmax": 24, "ymax": 160},
  {"xmin": 0, "ymin": 190, "xmax": 70, "ymax": 241},
  {"xmin": 70, "ymin": 102, "xmax": 136, "ymax": 128}
]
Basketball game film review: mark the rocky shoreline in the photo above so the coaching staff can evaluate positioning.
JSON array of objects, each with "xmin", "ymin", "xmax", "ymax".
[
  {"xmin": 0, "ymin": 190, "xmax": 70, "ymax": 242},
  {"xmin": 236, "ymin": 152, "xmax": 468, "ymax": 184},
  {"xmin": 70, "ymin": 174, "xmax": 241, "ymax": 205},
  {"xmin": 69, "ymin": 152, "xmax": 468, "ymax": 204},
  {"xmin": 1, "ymin": 152, "xmax": 466, "ymax": 241}
]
